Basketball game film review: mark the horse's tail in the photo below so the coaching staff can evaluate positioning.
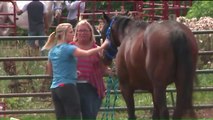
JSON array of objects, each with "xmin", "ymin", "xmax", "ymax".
[{"xmin": 171, "ymin": 28, "xmax": 195, "ymax": 117}]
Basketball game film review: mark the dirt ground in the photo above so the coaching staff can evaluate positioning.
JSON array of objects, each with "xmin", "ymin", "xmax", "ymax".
[{"xmin": 196, "ymin": 108, "xmax": 213, "ymax": 119}]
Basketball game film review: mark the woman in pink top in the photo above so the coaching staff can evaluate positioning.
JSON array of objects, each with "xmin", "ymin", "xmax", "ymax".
[{"xmin": 70, "ymin": 19, "xmax": 108, "ymax": 120}]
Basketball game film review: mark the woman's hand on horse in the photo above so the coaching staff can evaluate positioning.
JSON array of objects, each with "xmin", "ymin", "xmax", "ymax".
[{"xmin": 100, "ymin": 39, "xmax": 110, "ymax": 49}]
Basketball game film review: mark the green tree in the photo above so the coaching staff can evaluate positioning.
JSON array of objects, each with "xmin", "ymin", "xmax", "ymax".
[{"xmin": 186, "ymin": 1, "xmax": 213, "ymax": 19}]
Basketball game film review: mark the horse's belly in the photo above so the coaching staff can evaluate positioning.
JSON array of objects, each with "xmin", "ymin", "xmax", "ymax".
[
  {"xmin": 129, "ymin": 68, "xmax": 152, "ymax": 91},
  {"xmin": 118, "ymin": 53, "xmax": 151, "ymax": 90},
  {"xmin": 127, "ymin": 57, "xmax": 150, "ymax": 90},
  {"xmin": 117, "ymin": 42, "xmax": 152, "ymax": 91}
]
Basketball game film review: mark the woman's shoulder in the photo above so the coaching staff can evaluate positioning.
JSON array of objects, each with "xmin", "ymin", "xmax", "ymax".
[{"xmin": 60, "ymin": 43, "xmax": 77, "ymax": 50}]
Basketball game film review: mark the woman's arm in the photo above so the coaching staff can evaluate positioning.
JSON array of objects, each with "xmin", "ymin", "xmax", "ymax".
[
  {"xmin": 73, "ymin": 39, "xmax": 109, "ymax": 57},
  {"xmin": 46, "ymin": 60, "xmax": 53, "ymax": 77},
  {"xmin": 12, "ymin": 0, "xmax": 23, "ymax": 15},
  {"xmin": 73, "ymin": 46, "xmax": 102, "ymax": 57}
]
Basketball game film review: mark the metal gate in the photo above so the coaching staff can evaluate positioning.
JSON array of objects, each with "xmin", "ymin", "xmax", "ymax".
[
  {"xmin": 0, "ymin": 30, "xmax": 212, "ymax": 116},
  {"xmin": 0, "ymin": 0, "xmax": 17, "ymax": 35}
]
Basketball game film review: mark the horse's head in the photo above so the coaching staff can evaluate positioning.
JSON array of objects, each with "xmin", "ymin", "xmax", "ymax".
[
  {"xmin": 101, "ymin": 12, "xmax": 132, "ymax": 65},
  {"xmin": 101, "ymin": 12, "xmax": 134, "ymax": 46}
]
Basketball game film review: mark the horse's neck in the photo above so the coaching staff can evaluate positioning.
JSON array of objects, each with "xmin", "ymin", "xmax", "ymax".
[
  {"xmin": 119, "ymin": 20, "xmax": 147, "ymax": 44},
  {"xmin": 119, "ymin": 21, "xmax": 134, "ymax": 42},
  {"xmin": 125, "ymin": 20, "xmax": 148, "ymax": 36}
]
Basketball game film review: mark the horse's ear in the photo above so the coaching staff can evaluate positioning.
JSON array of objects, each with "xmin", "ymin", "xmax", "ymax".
[{"xmin": 103, "ymin": 12, "xmax": 111, "ymax": 24}]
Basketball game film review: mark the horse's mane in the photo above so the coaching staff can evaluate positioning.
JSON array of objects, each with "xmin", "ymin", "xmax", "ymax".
[
  {"xmin": 134, "ymin": 20, "xmax": 149, "ymax": 30},
  {"xmin": 113, "ymin": 15, "xmax": 148, "ymax": 39},
  {"xmin": 114, "ymin": 15, "xmax": 148, "ymax": 30}
]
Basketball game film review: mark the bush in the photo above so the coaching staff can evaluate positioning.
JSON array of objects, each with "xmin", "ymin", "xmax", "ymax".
[{"xmin": 186, "ymin": 1, "xmax": 213, "ymax": 19}]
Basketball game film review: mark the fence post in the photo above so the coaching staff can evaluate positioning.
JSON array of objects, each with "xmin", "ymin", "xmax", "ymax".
[{"xmin": 162, "ymin": 1, "xmax": 168, "ymax": 20}]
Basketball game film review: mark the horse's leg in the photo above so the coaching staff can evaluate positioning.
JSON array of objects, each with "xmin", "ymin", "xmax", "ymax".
[
  {"xmin": 120, "ymin": 84, "xmax": 136, "ymax": 120},
  {"xmin": 151, "ymin": 92, "xmax": 159, "ymax": 118},
  {"xmin": 146, "ymin": 49, "xmax": 172, "ymax": 119},
  {"xmin": 152, "ymin": 86, "xmax": 169, "ymax": 119}
]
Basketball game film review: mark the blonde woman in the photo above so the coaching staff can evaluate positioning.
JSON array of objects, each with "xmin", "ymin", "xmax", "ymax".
[
  {"xmin": 42, "ymin": 23, "xmax": 108, "ymax": 120},
  {"xmin": 69, "ymin": 20, "xmax": 109, "ymax": 120}
]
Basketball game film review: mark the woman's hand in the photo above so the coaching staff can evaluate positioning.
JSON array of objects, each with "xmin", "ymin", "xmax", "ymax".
[{"xmin": 100, "ymin": 39, "xmax": 109, "ymax": 49}]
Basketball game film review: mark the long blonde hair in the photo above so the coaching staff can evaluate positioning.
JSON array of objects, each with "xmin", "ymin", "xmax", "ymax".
[
  {"xmin": 41, "ymin": 23, "xmax": 73, "ymax": 50},
  {"xmin": 73, "ymin": 19, "xmax": 96, "ymax": 43}
]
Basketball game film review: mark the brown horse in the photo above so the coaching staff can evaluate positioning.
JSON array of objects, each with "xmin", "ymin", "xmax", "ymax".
[{"xmin": 101, "ymin": 13, "xmax": 198, "ymax": 119}]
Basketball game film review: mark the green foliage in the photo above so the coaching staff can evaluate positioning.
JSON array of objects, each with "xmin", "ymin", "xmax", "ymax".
[
  {"xmin": 16, "ymin": 28, "xmax": 28, "ymax": 36},
  {"xmin": 196, "ymin": 74, "xmax": 213, "ymax": 87},
  {"xmin": 186, "ymin": 1, "xmax": 213, "ymax": 19}
]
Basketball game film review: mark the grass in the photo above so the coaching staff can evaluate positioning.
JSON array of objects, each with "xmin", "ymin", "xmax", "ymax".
[
  {"xmin": 0, "ymin": 114, "xmax": 55, "ymax": 120},
  {"xmin": 0, "ymin": 35, "xmax": 212, "ymax": 120}
]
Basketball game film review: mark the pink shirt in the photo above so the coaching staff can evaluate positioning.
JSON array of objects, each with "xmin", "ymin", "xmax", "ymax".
[{"xmin": 70, "ymin": 42, "xmax": 106, "ymax": 98}]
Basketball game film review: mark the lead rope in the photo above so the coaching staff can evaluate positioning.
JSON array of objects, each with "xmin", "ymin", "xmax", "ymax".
[
  {"xmin": 101, "ymin": 18, "xmax": 119, "ymax": 120},
  {"xmin": 111, "ymin": 76, "xmax": 118, "ymax": 119},
  {"xmin": 101, "ymin": 76, "xmax": 119, "ymax": 120}
]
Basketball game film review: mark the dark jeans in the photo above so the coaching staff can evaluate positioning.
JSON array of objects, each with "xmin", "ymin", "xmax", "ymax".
[
  {"xmin": 28, "ymin": 30, "xmax": 46, "ymax": 56},
  {"xmin": 77, "ymin": 83, "xmax": 102, "ymax": 120},
  {"xmin": 51, "ymin": 83, "xmax": 81, "ymax": 120},
  {"xmin": 28, "ymin": 30, "xmax": 46, "ymax": 48}
]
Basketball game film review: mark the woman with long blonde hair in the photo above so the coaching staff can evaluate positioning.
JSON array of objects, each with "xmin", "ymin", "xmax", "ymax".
[{"xmin": 42, "ymin": 23, "xmax": 108, "ymax": 120}]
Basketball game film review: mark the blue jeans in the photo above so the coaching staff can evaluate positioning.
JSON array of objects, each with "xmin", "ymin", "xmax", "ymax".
[{"xmin": 77, "ymin": 83, "xmax": 102, "ymax": 120}]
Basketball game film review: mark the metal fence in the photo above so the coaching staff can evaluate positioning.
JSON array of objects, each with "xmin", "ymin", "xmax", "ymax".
[{"xmin": 0, "ymin": 30, "xmax": 213, "ymax": 115}]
